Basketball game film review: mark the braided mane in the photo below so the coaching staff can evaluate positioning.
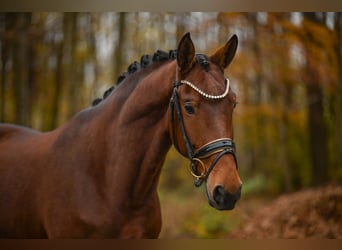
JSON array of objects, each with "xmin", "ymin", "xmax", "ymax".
[
  {"xmin": 92, "ymin": 49, "xmax": 209, "ymax": 106},
  {"xmin": 92, "ymin": 49, "xmax": 176, "ymax": 106}
]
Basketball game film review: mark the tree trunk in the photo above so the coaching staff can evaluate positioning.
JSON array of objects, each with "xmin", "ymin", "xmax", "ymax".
[
  {"xmin": 113, "ymin": 12, "xmax": 126, "ymax": 83},
  {"xmin": 65, "ymin": 13, "xmax": 78, "ymax": 118},
  {"xmin": 0, "ymin": 13, "xmax": 7, "ymax": 122},
  {"xmin": 47, "ymin": 40, "xmax": 64, "ymax": 130},
  {"xmin": 303, "ymin": 13, "xmax": 330, "ymax": 186},
  {"xmin": 305, "ymin": 75, "xmax": 329, "ymax": 185},
  {"xmin": 335, "ymin": 13, "xmax": 342, "ymax": 170},
  {"xmin": 12, "ymin": 13, "xmax": 32, "ymax": 126}
]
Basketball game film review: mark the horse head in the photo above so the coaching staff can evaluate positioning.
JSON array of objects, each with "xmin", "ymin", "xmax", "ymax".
[{"xmin": 169, "ymin": 33, "xmax": 242, "ymax": 210}]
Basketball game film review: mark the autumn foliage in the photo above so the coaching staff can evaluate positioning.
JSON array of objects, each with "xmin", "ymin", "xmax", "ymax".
[{"xmin": 0, "ymin": 12, "xmax": 341, "ymax": 238}]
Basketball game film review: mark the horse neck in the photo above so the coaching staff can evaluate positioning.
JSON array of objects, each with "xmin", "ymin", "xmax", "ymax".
[{"xmin": 95, "ymin": 60, "xmax": 176, "ymax": 206}]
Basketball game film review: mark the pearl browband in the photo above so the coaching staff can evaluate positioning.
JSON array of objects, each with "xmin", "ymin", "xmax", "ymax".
[{"xmin": 180, "ymin": 78, "xmax": 230, "ymax": 100}]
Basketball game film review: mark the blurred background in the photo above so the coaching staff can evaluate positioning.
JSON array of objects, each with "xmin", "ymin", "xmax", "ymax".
[{"xmin": 0, "ymin": 12, "xmax": 341, "ymax": 238}]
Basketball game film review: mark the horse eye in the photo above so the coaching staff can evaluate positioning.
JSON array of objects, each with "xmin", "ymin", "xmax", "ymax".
[
  {"xmin": 184, "ymin": 103, "xmax": 195, "ymax": 114},
  {"xmin": 233, "ymin": 101, "xmax": 238, "ymax": 108}
]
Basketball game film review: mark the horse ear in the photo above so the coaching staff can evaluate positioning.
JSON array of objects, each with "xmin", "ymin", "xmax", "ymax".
[
  {"xmin": 177, "ymin": 32, "xmax": 195, "ymax": 74},
  {"xmin": 210, "ymin": 34, "xmax": 238, "ymax": 69}
]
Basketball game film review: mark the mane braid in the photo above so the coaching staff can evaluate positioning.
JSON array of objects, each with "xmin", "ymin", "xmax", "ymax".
[{"xmin": 91, "ymin": 49, "xmax": 177, "ymax": 106}]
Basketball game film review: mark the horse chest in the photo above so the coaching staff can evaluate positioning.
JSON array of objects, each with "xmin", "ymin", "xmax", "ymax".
[
  {"xmin": 116, "ymin": 195, "xmax": 162, "ymax": 238},
  {"xmin": 118, "ymin": 213, "xmax": 161, "ymax": 239}
]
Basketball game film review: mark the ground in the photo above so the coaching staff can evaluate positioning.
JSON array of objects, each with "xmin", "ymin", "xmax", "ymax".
[
  {"xmin": 228, "ymin": 183, "xmax": 342, "ymax": 238},
  {"xmin": 159, "ymin": 183, "xmax": 342, "ymax": 238}
]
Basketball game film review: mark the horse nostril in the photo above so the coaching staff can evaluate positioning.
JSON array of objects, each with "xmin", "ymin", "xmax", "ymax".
[
  {"xmin": 212, "ymin": 185, "xmax": 241, "ymax": 210},
  {"xmin": 213, "ymin": 186, "xmax": 227, "ymax": 206}
]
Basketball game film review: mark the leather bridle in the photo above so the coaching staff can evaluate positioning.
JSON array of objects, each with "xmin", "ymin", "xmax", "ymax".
[{"xmin": 169, "ymin": 78, "xmax": 238, "ymax": 187}]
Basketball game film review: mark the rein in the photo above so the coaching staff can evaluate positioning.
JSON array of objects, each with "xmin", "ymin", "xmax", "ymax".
[{"xmin": 170, "ymin": 78, "xmax": 238, "ymax": 187}]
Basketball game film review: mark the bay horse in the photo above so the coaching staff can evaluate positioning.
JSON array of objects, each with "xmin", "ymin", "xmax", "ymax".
[{"xmin": 0, "ymin": 33, "xmax": 242, "ymax": 238}]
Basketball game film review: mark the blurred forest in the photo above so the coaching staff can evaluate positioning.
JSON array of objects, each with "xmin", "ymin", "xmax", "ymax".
[{"xmin": 0, "ymin": 12, "xmax": 341, "ymax": 238}]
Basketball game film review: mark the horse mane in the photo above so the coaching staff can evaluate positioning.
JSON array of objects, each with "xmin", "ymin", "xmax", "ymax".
[
  {"xmin": 91, "ymin": 49, "xmax": 176, "ymax": 106},
  {"xmin": 91, "ymin": 49, "xmax": 209, "ymax": 106}
]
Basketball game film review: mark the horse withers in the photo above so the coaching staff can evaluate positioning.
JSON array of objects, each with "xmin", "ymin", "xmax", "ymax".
[{"xmin": 0, "ymin": 33, "xmax": 242, "ymax": 238}]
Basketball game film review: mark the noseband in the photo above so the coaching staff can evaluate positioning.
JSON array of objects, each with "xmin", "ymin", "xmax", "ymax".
[{"xmin": 169, "ymin": 78, "xmax": 238, "ymax": 187}]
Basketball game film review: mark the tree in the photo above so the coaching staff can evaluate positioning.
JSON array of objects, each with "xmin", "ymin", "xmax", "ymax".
[
  {"xmin": 113, "ymin": 13, "xmax": 127, "ymax": 83},
  {"xmin": 10, "ymin": 13, "xmax": 33, "ymax": 126},
  {"xmin": 48, "ymin": 16, "xmax": 65, "ymax": 130},
  {"xmin": 335, "ymin": 13, "xmax": 342, "ymax": 171},
  {"xmin": 0, "ymin": 13, "xmax": 7, "ymax": 122},
  {"xmin": 302, "ymin": 12, "xmax": 330, "ymax": 185}
]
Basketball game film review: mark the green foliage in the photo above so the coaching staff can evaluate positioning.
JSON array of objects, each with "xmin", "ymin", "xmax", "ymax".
[
  {"xmin": 182, "ymin": 205, "xmax": 240, "ymax": 238},
  {"xmin": 241, "ymin": 174, "xmax": 269, "ymax": 197}
]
